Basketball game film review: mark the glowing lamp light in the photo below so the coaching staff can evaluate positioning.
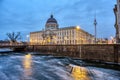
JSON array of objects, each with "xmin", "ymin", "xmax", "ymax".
[{"xmin": 76, "ymin": 26, "xmax": 80, "ymax": 30}]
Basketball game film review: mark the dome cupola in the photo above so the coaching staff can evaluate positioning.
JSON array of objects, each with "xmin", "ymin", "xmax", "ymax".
[{"xmin": 45, "ymin": 14, "xmax": 59, "ymax": 30}]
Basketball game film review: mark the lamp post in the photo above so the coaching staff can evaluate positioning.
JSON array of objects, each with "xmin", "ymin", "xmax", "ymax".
[
  {"xmin": 76, "ymin": 26, "xmax": 82, "ymax": 59},
  {"xmin": 76, "ymin": 26, "xmax": 80, "ymax": 44}
]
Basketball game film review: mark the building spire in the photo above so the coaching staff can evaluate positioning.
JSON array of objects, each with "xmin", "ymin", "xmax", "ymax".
[
  {"xmin": 94, "ymin": 14, "xmax": 97, "ymax": 26},
  {"xmin": 94, "ymin": 12, "xmax": 97, "ymax": 44},
  {"xmin": 51, "ymin": 14, "xmax": 53, "ymax": 18}
]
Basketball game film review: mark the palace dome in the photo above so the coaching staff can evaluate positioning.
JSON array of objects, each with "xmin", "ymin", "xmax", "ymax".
[
  {"xmin": 45, "ymin": 14, "xmax": 59, "ymax": 30},
  {"xmin": 46, "ymin": 15, "xmax": 58, "ymax": 23}
]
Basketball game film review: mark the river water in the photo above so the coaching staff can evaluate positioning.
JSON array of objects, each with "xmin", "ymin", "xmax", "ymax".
[{"xmin": 0, "ymin": 51, "xmax": 120, "ymax": 80}]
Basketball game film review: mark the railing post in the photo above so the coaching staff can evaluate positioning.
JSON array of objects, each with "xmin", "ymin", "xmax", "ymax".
[
  {"xmin": 114, "ymin": 44, "xmax": 118, "ymax": 63},
  {"xmin": 33, "ymin": 45, "xmax": 35, "ymax": 51},
  {"xmin": 78, "ymin": 44, "xmax": 82, "ymax": 59}
]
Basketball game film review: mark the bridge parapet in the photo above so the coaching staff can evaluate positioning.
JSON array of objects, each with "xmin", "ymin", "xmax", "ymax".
[
  {"xmin": 27, "ymin": 44, "xmax": 120, "ymax": 64},
  {"xmin": 0, "ymin": 43, "xmax": 28, "ymax": 51}
]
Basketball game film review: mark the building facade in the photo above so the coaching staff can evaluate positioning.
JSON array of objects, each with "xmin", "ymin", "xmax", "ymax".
[
  {"xmin": 30, "ymin": 15, "xmax": 94, "ymax": 45},
  {"xmin": 114, "ymin": 0, "xmax": 120, "ymax": 43}
]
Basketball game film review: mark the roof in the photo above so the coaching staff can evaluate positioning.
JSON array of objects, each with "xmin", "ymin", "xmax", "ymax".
[{"xmin": 46, "ymin": 15, "xmax": 57, "ymax": 24}]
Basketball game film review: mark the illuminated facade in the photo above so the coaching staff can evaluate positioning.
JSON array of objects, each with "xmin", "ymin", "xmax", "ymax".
[
  {"xmin": 114, "ymin": 0, "xmax": 120, "ymax": 43},
  {"xmin": 30, "ymin": 15, "xmax": 94, "ymax": 45}
]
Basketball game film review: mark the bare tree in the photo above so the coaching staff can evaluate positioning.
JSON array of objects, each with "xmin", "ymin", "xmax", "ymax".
[{"xmin": 6, "ymin": 32, "xmax": 21, "ymax": 43}]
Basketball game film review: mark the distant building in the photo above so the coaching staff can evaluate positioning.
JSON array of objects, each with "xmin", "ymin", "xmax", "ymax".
[
  {"xmin": 97, "ymin": 38, "xmax": 108, "ymax": 44},
  {"xmin": 114, "ymin": 0, "xmax": 120, "ymax": 43},
  {"xmin": 30, "ymin": 15, "xmax": 94, "ymax": 45},
  {"xmin": 0, "ymin": 40, "xmax": 10, "ymax": 45}
]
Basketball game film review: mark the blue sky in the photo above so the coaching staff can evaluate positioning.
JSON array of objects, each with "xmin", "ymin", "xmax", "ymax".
[{"xmin": 0, "ymin": 0, "xmax": 116, "ymax": 41}]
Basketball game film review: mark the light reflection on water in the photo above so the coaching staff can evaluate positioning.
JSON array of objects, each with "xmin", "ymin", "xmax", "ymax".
[
  {"xmin": 70, "ymin": 64, "xmax": 90, "ymax": 80},
  {"xmin": 23, "ymin": 54, "xmax": 32, "ymax": 78},
  {"xmin": 23, "ymin": 54, "xmax": 32, "ymax": 69}
]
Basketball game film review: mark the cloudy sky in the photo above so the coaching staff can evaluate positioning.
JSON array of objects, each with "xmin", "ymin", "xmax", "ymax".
[{"xmin": 0, "ymin": 0, "xmax": 116, "ymax": 40}]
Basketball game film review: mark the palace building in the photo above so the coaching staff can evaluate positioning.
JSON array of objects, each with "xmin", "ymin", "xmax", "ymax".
[{"xmin": 30, "ymin": 15, "xmax": 94, "ymax": 45}]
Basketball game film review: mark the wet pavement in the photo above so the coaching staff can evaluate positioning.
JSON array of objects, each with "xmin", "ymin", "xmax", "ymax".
[{"xmin": 0, "ymin": 52, "xmax": 120, "ymax": 80}]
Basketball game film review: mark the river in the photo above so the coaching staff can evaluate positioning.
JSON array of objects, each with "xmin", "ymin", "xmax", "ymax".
[{"xmin": 0, "ymin": 50, "xmax": 120, "ymax": 80}]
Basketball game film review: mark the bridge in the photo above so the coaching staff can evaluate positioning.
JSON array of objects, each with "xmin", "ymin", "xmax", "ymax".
[
  {"xmin": 0, "ymin": 43, "xmax": 120, "ymax": 64},
  {"xmin": 0, "ymin": 44, "xmax": 27, "ymax": 51}
]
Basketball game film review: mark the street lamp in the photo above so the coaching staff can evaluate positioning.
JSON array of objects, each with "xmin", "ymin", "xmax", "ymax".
[
  {"xmin": 76, "ymin": 26, "xmax": 82, "ymax": 59},
  {"xmin": 76, "ymin": 26, "xmax": 80, "ymax": 44},
  {"xmin": 76, "ymin": 26, "xmax": 80, "ymax": 30}
]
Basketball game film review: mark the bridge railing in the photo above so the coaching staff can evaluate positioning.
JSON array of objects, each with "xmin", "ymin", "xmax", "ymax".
[
  {"xmin": 27, "ymin": 44, "xmax": 120, "ymax": 64},
  {"xmin": 0, "ymin": 43, "xmax": 28, "ymax": 47}
]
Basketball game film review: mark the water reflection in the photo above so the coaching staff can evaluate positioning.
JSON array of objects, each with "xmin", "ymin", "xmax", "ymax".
[
  {"xmin": 23, "ymin": 54, "xmax": 32, "ymax": 77},
  {"xmin": 70, "ymin": 64, "xmax": 90, "ymax": 80}
]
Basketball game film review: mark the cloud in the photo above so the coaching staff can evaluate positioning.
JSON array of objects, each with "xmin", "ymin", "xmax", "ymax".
[{"xmin": 0, "ymin": 0, "xmax": 116, "ymax": 40}]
